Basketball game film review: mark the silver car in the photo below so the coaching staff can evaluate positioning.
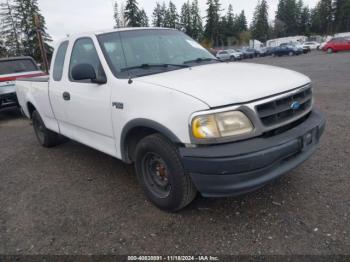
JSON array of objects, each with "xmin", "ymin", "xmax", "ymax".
[{"xmin": 216, "ymin": 49, "xmax": 241, "ymax": 61}]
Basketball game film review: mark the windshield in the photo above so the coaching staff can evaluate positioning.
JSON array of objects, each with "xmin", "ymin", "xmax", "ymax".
[
  {"xmin": 97, "ymin": 29, "xmax": 217, "ymax": 78},
  {"xmin": 0, "ymin": 59, "xmax": 38, "ymax": 76}
]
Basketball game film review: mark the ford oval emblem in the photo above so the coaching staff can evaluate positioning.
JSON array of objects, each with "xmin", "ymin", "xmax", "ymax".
[{"xmin": 291, "ymin": 101, "xmax": 301, "ymax": 110}]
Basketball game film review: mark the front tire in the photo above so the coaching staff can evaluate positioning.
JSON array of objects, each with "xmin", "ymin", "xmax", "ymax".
[
  {"xmin": 289, "ymin": 51, "xmax": 294, "ymax": 56},
  {"xmin": 135, "ymin": 134, "xmax": 197, "ymax": 212},
  {"xmin": 327, "ymin": 48, "xmax": 333, "ymax": 54},
  {"xmin": 32, "ymin": 110, "xmax": 60, "ymax": 147}
]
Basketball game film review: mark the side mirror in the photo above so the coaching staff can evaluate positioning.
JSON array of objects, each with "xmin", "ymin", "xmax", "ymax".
[{"xmin": 71, "ymin": 64, "xmax": 107, "ymax": 84}]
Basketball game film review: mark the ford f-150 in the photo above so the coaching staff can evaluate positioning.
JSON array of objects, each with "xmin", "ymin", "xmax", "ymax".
[{"xmin": 16, "ymin": 28, "xmax": 325, "ymax": 212}]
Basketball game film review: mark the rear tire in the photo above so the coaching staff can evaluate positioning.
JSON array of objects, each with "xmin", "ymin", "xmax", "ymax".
[
  {"xmin": 134, "ymin": 134, "xmax": 197, "ymax": 212},
  {"xmin": 289, "ymin": 51, "xmax": 294, "ymax": 56},
  {"xmin": 32, "ymin": 110, "xmax": 60, "ymax": 147}
]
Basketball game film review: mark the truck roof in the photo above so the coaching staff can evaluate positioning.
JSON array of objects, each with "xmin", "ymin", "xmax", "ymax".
[
  {"xmin": 0, "ymin": 56, "xmax": 36, "ymax": 62},
  {"xmin": 57, "ymin": 27, "xmax": 177, "ymax": 43}
]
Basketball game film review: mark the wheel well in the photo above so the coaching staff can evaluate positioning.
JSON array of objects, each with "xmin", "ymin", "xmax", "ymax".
[
  {"xmin": 124, "ymin": 127, "xmax": 158, "ymax": 163},
  {"xmin": 27, "ymin": 102, "xmax": 36, "ymax": 119}
]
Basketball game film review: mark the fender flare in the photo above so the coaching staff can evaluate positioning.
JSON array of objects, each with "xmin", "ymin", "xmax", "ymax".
[{"xmin": 120, "ymin": 118, "xmax": 182, "ymax": 162}]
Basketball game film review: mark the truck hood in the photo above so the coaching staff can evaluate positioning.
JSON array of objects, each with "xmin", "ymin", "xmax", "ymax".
[{"xmin": 136, "ymin": 62, "xmax": 310, "ymax": 108}]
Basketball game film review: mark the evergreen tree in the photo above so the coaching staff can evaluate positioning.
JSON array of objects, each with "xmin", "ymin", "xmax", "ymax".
[
  {"xmin": 276, "ymin": 0, "xmax": 299, "ymax": 36},
  {"xmin": 180, "ymin": 1, "xmax": 192, "ymax": 36},
  {"xmin": 235, "ymin": 10, "xmax": 248, "ymax": 32},
  {"xmin": 276, "ymin": 0, "xmax": 286, "ymax": 23},
  {"xmin": 311, "ymin": 0, "xmax": 334, "ymax": 34},
  {"xmin": 273, "ymin": 18, "xmax": 287, "ymax": 37},
  {"xmin": 124, "ymin": 0, "xmax": 140, "ymax": 27},
  {"xmin": 191, "ymin": 0, "xmax": 203, "ymax": 40},
  {"xmin": 160, "ymin": 2, "xmax": 167, "ymax": 26},
  {"xmin": 296, "ymin": 0, "xmax": 303, "ymax": 33},
  {"xmin": 114, "ymin": 1, "xmax": 122, "ymax": 28},
  {"xmin": 119, "ymin": 3, "xmax": 127, "ymax": 27},
  {"xmin": 218, "ymin": 15, "xmax": 227, "ymax": 46},
  {"xmin": 152, "ymin": 3, "xmax": 164, "ymax": 27},
  {"xmin": 0, "ymin": 38, "xmax": 6, "ymax": 57},
  {"xmin": 164, "ymin": 1, "xmax": 178, "ymax": 28},
  {"xmin": 319, "ymin": 0, "xmax": 334, "ymax": 34},
  {"xmin": 334, "ymin": 0, "xmax": 350, "ymax": 32},
  {"xmin": 152, "ymin": 2, "xmax": 167, "ymax": 27},
  {"xmin": 139, "ymin": 9, "xmax": 149, "ymax": 27},
  {"xmin": 204, "ymin": 0, "xmax": 221, "ymax": 46},
  {"xmin": 0, "ymin": 0, "xmax": 21, "ymax": 56},
  {"xmin": 226, "ymin": 4, "xmax": 235, "ymax": 35},
  {"xmin": 310, "ymin": 5, "xmax": 321, "ymax": 33},
  {"xmin": 300, "ymin": 6, "xmax": 311, "ymax": 35},
  {"xmin": 13, "ymin": 0, "xmax": 52, "ymax": 61},
  {"xmin": 251, "ymin": 0, "xmax": 269, "ymax": 42}
]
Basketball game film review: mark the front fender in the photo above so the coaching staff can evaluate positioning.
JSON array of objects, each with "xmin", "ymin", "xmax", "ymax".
[{"xmin": 120, "ymin": 118, "xmax": 182, "ymax": 162}]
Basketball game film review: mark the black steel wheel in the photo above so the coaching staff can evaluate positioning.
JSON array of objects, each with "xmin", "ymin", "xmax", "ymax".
[
  {"xmin": 135, "ymin": 134, "xmax": 197, "ymax": 212},
  {"xmin": 141, "ymin": 152, "xmax": 171, "ymax": 199}
]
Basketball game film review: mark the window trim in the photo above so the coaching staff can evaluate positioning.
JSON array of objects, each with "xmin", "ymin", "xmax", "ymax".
[
  {"xmin": 52, "ymin": 40, "xmax": 69, "ymax": 82},
  {"xmin": 68, "ymin": 37, "xmax": 106, "ymax": 83}
]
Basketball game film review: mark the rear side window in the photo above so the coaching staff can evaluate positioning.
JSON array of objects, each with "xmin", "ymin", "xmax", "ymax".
[
  {"xmin": 53, "ymin": 41, "xmax": 69, "ymax": 81},
  {"xmin": 0, "ymin": 59, "xmax": 38, "ymax": 75}
]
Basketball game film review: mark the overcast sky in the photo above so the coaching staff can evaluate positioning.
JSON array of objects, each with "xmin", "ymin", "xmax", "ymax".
[{"xmin": 37, "ymin": 0, "xmax": 318, "ymax": 43}]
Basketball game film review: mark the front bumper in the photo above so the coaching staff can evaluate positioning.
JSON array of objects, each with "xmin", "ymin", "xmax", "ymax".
[{"xmin": 179, "ymin": 109, "xmax": 325, "ymax": 197}]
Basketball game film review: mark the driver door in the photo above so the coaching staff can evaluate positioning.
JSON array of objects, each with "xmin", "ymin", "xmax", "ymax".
[{"xmin": 60, "ymin": 37, "xmax": 116, "ymax": 157}]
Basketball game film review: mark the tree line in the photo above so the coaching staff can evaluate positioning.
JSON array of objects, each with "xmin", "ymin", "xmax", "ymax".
[
  {"xmin": 116, "ymin": 0, "xmax": 350, "ymax": 46},
  {"xmin": 0, "ymin": 0, "xmax": 52, "ymax": 60},
  {"xmin": 114, "ymin": 0, "xmax": 249, "ymax": 46},
  {"xmin": 1, "ymin": 0, "xmax": 349, "ymax": 59}
]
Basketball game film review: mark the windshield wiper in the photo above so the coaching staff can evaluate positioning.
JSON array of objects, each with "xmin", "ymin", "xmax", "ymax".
[
  {"xmin": 122, "ymin": 63, "xmax": 190, "ymax": 72},
  {"xmin": 183, "ymin": 57, "xmax": 219, "ymax": 64}
]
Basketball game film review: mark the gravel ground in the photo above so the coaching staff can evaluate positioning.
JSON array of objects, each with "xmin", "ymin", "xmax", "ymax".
[{"xmin": 0, "ymin": 51, "xmax": 349, "ymax": 256}]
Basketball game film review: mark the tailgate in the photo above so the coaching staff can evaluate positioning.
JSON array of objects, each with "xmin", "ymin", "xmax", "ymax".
[{"xmin": 0, "ymin": 81, "xmax": 15, "ymax": 95}]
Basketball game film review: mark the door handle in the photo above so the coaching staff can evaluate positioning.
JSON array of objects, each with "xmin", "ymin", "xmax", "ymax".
[{"xmin": 63, "ymin": 92, "xmax": 70, "ymax": 101}]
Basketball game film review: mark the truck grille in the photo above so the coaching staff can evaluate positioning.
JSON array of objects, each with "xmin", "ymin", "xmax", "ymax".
[{"xmin": 256, "ymin": 86, "xmax": 312, "ymax": 127}]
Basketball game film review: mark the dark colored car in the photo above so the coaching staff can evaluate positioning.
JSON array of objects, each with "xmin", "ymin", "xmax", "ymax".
[
  {"xmin": 272, "ymin": 44, "xmax": 303, "ymax": 57},
  {"xmin": 302, "ymin": 46, "xmax": 311, "ymax": 54},
  {"xmin": 239, "ymin": 48, "xmax": 256, "ymax": 59},
  {"xmin": 255, "ymin": 47, "xmax": 273, "ymax": 57},
  {"xmin": 322, "ymin": 37, "xmax": 350, "ymax": 53},
  {"xmin": 0, "ymin": 57, "xmax": 44, "ymax": 109}
]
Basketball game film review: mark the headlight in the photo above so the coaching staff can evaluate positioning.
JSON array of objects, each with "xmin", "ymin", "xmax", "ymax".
[{"xmin": 191, "ymin": 111, "xmax": 254, "ymax": 140}]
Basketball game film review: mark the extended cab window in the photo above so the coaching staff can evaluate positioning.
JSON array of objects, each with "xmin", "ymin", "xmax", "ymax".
[
  {"xmin": 53, "ymin": 41, "xmax": 68, "ymax": 81},
  {"xmin": 69, "ymin": 38, "xmax": 105, "ymax": 82},
  {"xmin": 0, "ymin": 59, "xmax": 38, "ymax": 75}
]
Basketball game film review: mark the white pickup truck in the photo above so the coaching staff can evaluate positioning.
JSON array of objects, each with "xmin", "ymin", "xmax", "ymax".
[{"xmin": 16, "ymin": 28, "xmax": 325, "ymax": 212}]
